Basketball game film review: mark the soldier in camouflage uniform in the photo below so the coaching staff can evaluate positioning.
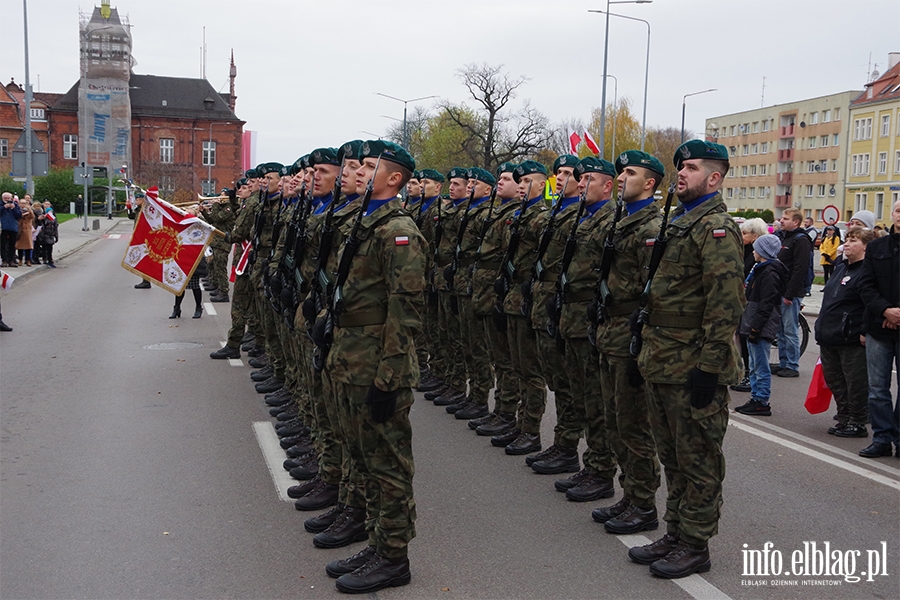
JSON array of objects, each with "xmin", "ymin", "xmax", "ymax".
[
  {"xmin": 323, "ymin": 140, "xmax": 424, "ymax": 594},
  {"xmin": 590, "ymin": 151, "xmax": 663, "ymax": 532},
  {"xmin": 552, "ymin": 157, "xmax": 618, "ymax": 501},
  {"xmin": 491, "ymin": 161, "xmax": 549, "ymax": 455},
  {"xmin": 467, "ymin": 162, "xmax": 521, "ymax": 436},
  {"xmin": 628, "ymin": 140, "xmax": 743, "ymax": 579},
  {"xmin": 200, "ymin": 191, "xmax": 237, "ymax": 302},
  {"xmin": 445, "ymin": 168, "xmax": 496, "ymax": 420}
]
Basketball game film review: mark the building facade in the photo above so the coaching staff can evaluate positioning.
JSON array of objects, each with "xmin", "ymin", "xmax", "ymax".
[
  {"xmin": 706, "ymin": 90, "xmax": 859, "ymax": 225},
  {"xmin": 845, "ymin": 53, "xmax": 900, "ymax": 228}
]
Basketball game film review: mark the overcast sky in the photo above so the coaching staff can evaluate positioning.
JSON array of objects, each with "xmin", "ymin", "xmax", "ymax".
[{"xmin": 1, "ymin": 0, "xmax": 898, "ymax": 165}]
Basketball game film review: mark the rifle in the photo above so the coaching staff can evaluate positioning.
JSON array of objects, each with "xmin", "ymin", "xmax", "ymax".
[
  {"xmin": 467, "ymin": 185, "xmax": 498, "ymax": 295},
  {"xmin": 247, "ymin": 186, "xmax": 266, "ymax": 268},
  {"xmin": 548, "ymin": 181, "xmax": 589, "ymax": 351},
  {"xmin": 587, "ymin": 195, "xmax": 625, "ymax": 351},
  {"xmin": 312, "ymin": 156, "xmax": 381, "ymax": 372},
  {"xmin": 630, "ymin": 184, "xmax": 675, "ymax": 358},
  {"xmin": 263, "ymin": 190, "xmax": 288, "ymax": 312},
  {"xmin": 427, "ymin": 193, "xmax": 444, "ymax": 306},
  {"xmin": 278, "ymin": 181, "xmax": 311, "ymax": 328},
  {"xmin": 493, "ymin": 181, "xmax": 533, "ymax": 329},
  {"xmin": 444, "ymin": 184, "xmax": 477, "ymax": 288},
  {"xmin": 311, "ymin": 158, "xmax": 346, "ymax": 315},
  {"xmin": 523, "ymin": 174, "xmax": 570, "ymax": 317}
]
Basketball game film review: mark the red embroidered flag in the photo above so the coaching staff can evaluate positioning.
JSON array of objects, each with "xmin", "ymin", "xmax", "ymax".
[
  {"xmin": 583, "ymin": 130, "xmax": 600, "ymax": 155},
  {"xmin": 121, "ymin": 187, "xmax": 216, "ymax": 294},
  {"xmin": 568, "ymin": 130, "xmax": 582, "ymax": 154}
]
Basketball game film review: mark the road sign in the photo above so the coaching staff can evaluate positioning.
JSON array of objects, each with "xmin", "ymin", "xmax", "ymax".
[
  {"xmin": 73, "ymin": 166, "xmax": 94, "ymax": 186},
  {"xmin": 822, "ymin": 205, "xmax": 840, "ymax": 225}
]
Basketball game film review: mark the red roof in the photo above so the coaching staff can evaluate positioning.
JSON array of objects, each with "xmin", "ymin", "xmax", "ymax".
[{"xmin": 851, "ymin": 60, "xmax": 900, "ymax": 107}]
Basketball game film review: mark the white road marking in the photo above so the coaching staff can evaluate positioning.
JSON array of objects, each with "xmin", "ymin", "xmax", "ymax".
[
  {"xmin": 204, "ymin": 302, "xmax": 217, "ymax": 315},
  {"xmin": 106, "ymin": 234, "xmax": 121, "ymax": 239},
  {"xmin": 730, "ymin": 413, "xmax": 899, "ymax": 475},
  {"xmin": 228, "ymin": 358, "xmax": 243, "ymax": 367},
  {"xmin": 616, "ymin": 535, "xmax": 732, "ymax": 600},
  {"xmin": 730, "ymin": 420, "xmax": 900, "ymax": 490},
  {"xmin": 252, "ymin": 421, "xmax": 294, "ymax": 503}
]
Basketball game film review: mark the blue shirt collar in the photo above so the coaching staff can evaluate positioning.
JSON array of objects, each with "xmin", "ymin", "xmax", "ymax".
[
  {"xmin": 559, "ymin": 195, "xmax": 580, "ymax": 211},
  {"xmin": 312, "ymin": 192, "xmax": 333, "ymax": 214},
  {"xmin": 422, "ymin": 195, "xmax": 439, "ymax": 212},
  {"xmin": 363, "ymin": 198, "xmax": 396, "ymax": 216},
  {"xmin": 680, "ymin": 191, "xmax": 717, "ymax": 213},
  {"xmin": 581, "ymin": 199, "xmax": 609, "ymax": 222},
  {"xmin": 452, "ymin": 197, "xmax": 467, "ymax": 208},
  {"xmin": 471, "ymin": 195, "xmax": 491, "ymax": 208},
  {"xmin": 626, "ymin": 197, "xmax": 655, "ymax": 216},
  {"xmin": 525, "ymin": 195, "xmax": 544, "ymax": 211}
]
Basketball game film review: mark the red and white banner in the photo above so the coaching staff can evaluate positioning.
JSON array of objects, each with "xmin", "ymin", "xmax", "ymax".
[
  {"xmin": 583, "ymin": 130, "xmax": 600, "ymax": 155},
  {"xmin": 568, "ymin": 130, "xmax": 582, "ymax": 154},
  {"xmin": 1, "ymin": 271, "xmax": 14, "ymax": 291},
  {"xmin": 121, "ymin": 187, "xmax": 216, "ymax": 294},
  {"xmin": 230, "ymin": 241, "xmax": 252, "ymax": 282}
]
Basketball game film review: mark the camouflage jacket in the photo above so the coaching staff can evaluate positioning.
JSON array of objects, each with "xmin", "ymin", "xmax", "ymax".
[
  {"xmin": 298, "ymin": 194, "xmax": 339, "ymax": 297},
  {"xmin": 452, "ymin": 198, "xmax": 493, "ymax": 296},
  {"xmin": 434, "ymin": 199, "xmax": 462, "ymax": 292},
  {"xmin": 472, "ymin": 199, "xmax": 519, "ymax": 316},
  {"xmin": 636, "ymin": 192, "xmax": 745, "ymax": 384},
  {"xmin": 326, "ymin": 200, "xmax": 427, "ymax": 392},
  {"xmin": 201, "ymin": 201, "xmax": 236, "ymax": 251},
  {"xmin": 231, "ymin": 194, "xmax": 261, "ymax": 245},
  {"xmin": 501, "ymin": 199, "xmax": 549, "ymax": 315},
  {"xmin": 595, "ymin": 202, "xmax": 662, "ymax": 356},
  {"xmin": 529, "ymin": 199, "xmax": 581, "ymax": 330},
  {"xmin": 268, "ymin": 196, "xmax": 302, "ymax": 272},
  {"xmin": 249, "ymin": 191, "xmax": 282, "ymax": 281},
  {"xmin": 558, "ymin": 200, "xmax": 615, "ymax": 338}
]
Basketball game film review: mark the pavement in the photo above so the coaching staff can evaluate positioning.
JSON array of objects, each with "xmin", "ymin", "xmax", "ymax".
[{"xmin": 1, "ymin": 213, "xmax": 130, "ymax": 285}]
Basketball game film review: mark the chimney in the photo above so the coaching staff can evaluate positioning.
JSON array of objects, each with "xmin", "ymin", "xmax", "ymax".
[{"xmin": 889, "ymin": 52, "xmax": 900, "ymax": 70}]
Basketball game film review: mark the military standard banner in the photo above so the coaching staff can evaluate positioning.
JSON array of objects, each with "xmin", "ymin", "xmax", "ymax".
[{"xmin": 121, "ymin": 187, "xmax": 216, "ymax": 294}]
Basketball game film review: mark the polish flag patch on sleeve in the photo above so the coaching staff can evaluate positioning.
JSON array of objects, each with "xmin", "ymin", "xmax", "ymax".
[
  {"xmin": 395, "ymin": 236, "xmax": 410, "ymax": 246},
  {"xmin": 645, "ymin": 238, "xmax": 656, "ymax": 246},
  {"xmin": 712, "ymin": 229, "xmax": 727, "ymax": 238}
]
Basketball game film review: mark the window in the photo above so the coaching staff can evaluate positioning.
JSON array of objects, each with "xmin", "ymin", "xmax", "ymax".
[
  {"xmin": 805, "ymin": 209, "xmax": 812, "ymax": 219},
  {"xmin": 752, "ymin": 121, "xmax": 759, "ymax": 133},
  {"xmin": 30, "ymin": 107, "xmax": 45, "ymax": 120},
  {"xmin": 759, "ymin": 164, "xmax": 767, "ymax": 176},
  {"xmin": 810, "ymin": 112, "xmax": 818, "ymax": 124},
  {"xmin": 742, "ymin": 144, "xmax": 749, "ymax": 155},
  {"xmin": 895, "ymin": 151, "xmax": 900, "ymax": 174},
  {"xmin": 159, "ymin": 138, "xmax": 174, "ymax": 163},
  {"xmin": 806, "ymin": 185, "xmax": 814, "ymax": 197},
  {"xmin": 852, "ymin": 153, "xmax": 870, "ymax": 176},
  {"xmin": 817, "ymin": 184, "xmax": 826, "ymax": 197},
  {"xmin": 816, "ymin": 209, "xmax": 823, "ymax": 221},
  {"xmin": 202, "ymin": 141, "xmax": 216, "ymax": 167},
  {"xmin": 0, "ymin": 138, "xmax": 7, "ymax": 158},
  {"xmin": 807, "ymin": 161, "xmax": 816, "ymax": 173},
  {"xmin": 878, "ymin": 152, "xmax": 887, "ymax": 174},
  {"xmin": 808, "ymin": 136, "xmax": 816, "ymax": 149},
  {"xmin": 881, "ymin": 114, "xmax": 891, "ymax": 137},
  {"xmin": 762, "ymin": 120, "xmax": 770, "ymax": 132},
  {"xmin": 821, "ymin": 135, "xmax": 829, "ymax": 147},
  {"xmin": 875, "ymin": 192, "xmax": 884, "ymax": 219},
  {"xmin": 749, "ymin": 187, "xmax": 756, "ymax": 198},
  {"xmin": 751, "ymin": 143, "xmax": 758, "ymax": 154},
  {"xmin": 726, "ymin": 187, "xmax": 733, "ymax": 199},
  {"xmin": 823, "ymin": 109, "xmax": 831, "ymax": 123},
  {"xmin": 740, "ymin": 187, "xmax": 747, "ymax": 199},
  {"xmin": 159, "ymin": 176, "xmax": 175, "ymax": 195},
  {"xmin": 894, "ymin": 192, "xmax": 900, "ymax": 213},
  {"xmin": 819, "ymin": 160, "xmax": 828, "ymax": 172},
  {"xmin": 63, "ymin": 134, "xmax": 77, "ymax": 160},
  {"xmin": 761, "ymin": 142, "xmax": 769, "ymax": 154},
  {"xmin": 201, "ymin": 179, "xmax": 216, "ymax": 196},
  {"xmin": 750, "ymin": 165, "xmax": 757, "ymax": 176},
  {"xmin": 759, "ymin": 186, "xmax": 766, "ymax": 197},
  {"xmin": 730, "ymin": 125, "xmax": 736, "ymax": 136},
  {"xmin": 855, "ymin": 193, "xmax": 867, "ymax": 212},
  {"xmin": 834, "ymin": 108, "xmax": 840, "ymax": 120},
  {"xmin": 831, "ymin": 159, "xmax": 838, "ymax": 172},
  {"xmin": 741, "ymin": 166, "xmax": 748, "ymax": 177},
  {"xmin": 854, "ymin": 118, "xmax": 873, "ymax": 140},
  {"xmin": 729, "ymin": 146, "xmax": 737, "ymax": 156},
  {"xmin": 833, "ymin": 133, "xmax": 839, "ymax": 146},
  {"xmin": 728, "ymin": 167, "xmax": 735, "ymax": 178}
]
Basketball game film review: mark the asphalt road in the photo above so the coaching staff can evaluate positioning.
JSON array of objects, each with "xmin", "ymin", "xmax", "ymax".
[{"xmin": 1, "ymin": 223, "xmax": 898, "ymax": 600}]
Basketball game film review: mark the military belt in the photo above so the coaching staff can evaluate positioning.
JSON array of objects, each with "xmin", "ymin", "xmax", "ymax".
[
  {"xmin": 538, "ymin": 267, "xmax": 561, "ymax": 282},
  {"xmin": 646, "ymin": 313, "xmax": 703, "ymax": 328},
  {"xmin": 513, "ymin": 273, "xmax": 529, "ymax": 284},
  {"xmin": 565, "ymin": 290, "xmax": 595, "ymax": 303},
  {"xmin": 457, "ymin": 258, "xmax": 476, "ymax": 267},
  {"xmin": 475, "ymin": 260, "xmax": 502, "ymax": 270},
  {"xmin": 606, "ymin": 300, "xmax": 640, "ymax": 317},
  {"xmin": 336, "ymin": 308, "xmax": 387, "ymax": 328}
]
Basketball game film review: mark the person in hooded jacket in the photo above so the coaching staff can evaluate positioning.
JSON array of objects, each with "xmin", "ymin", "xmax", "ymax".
[{"xmin": 736, "ymin": 234, "xmax": 787, "ymax": 416}]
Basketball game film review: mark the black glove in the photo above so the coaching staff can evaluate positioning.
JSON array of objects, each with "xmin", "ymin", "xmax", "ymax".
[
  {"xmin": 450, "ymin": 295, "xmax": 459, "ymax": 315},
  {"xmin": 443, "ymin": 265, "xmax": 455, "ymax": 286},
  {"xmin": 365, "ymin": 385, "xmax": 400, "ymax": 423},
  {"xmin": 748, "ymin": 328, "xmax": 760, "ymax": 344},
  {"xmin": 685, "ymin": 367, "xmax": 719, "ymax": 409},
  {"xmin": 586, "ymin": 298, "xmax": 599, "ymax": 326},
  {"xmin": 302, "ymin": 296, "xmax": 318, "ymax": 326},
  {"xmin": 427, "ymin": 289, "xmax": 439, "ymax": 308},
  {"xmin": 626, "ymin": 358, "xmax": 644, "ymax": 388},
  {"xmin": 224, "ymin": 232, "xmax": 232, "ymax": 244},
  {"xmin": 492, "ymin": 307, "xmax": 508, "ymax": 332}
]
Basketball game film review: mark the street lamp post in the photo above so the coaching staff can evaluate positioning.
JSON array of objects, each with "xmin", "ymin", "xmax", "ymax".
[
  {"xmin": 207, "ymin": 121, "xmax": 231, "ymax": 195},
  {"xmin": 605, "ymin": 75, "xmax": 618, "ymax": 159},
  {"xmin": 375, "ymin": 93, "xmax": 439, "ymax": 150},
  {"xmin": 589, "ymin": 9, "xmax": 651, "ymax": 150},
  {"xmin": 597, "ymin": 0, "xmax": 652, "ymax": 159},
  {"xmin": 681, "ymin": 89, "xmax": 717, "ymax": 144}
]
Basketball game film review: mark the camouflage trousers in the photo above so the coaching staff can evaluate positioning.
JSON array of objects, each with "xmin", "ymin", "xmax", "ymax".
[
  {"xmin": 507, "ymin": 315, "xmax": 546, "ymax": 434},
  {"xmin": 439, "ymin": 292, "xmax": 467, "ymax": 392},
  {"xmin": 425, "ymin": 290, "xmax": 445, "ymax": 379},
  {"xmin": 539, "ymin": 332, "xmax": 578, "ymax": 449},
  {"xmin": 459, "ymin": 295, "xmax": 494, "ymax": 406},
  {"xmin": 645, "ymin": 382, "xmax": 729, "ymax": 546},
  {"xmin": 336, "ymin": 382, "xmax": 416, "ymax": 559},
  {"xmin": 564, "ymin": 338, "xmax": 615, "ymax": 478},
  {"xmin": 256, "ymin": 285, "xmax": 285, "ymax": 379},
  {"xmin": 298, "ymin": 337, "xmax": 342, "ymax": 486},
  {"xmin": 483, "ymin": 315, "xmax": 517, "ymax": 414},
  {"xmin": 226, "ymin": 274, "xmax": 254, "ymax": 348},
  {"xmin": 289, "ymin": 328, "xmax": 313, "ymax": 428},
  {"xmin": 208, "ymin": 245, "xmax": 229, "ymax": 293},
  {"xmin": 276, "ymin": 313, "xmax": 299, "ymax": 395},
  {"xmin": 598, "ymin": 354, "xmax": 660, "ymax": 507}
]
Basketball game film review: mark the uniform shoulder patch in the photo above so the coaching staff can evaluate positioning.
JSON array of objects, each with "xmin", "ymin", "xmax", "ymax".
[
  {"xmin": 712, "ymin": 229, "xmax": 727, "ymax": 238},
  {"xmin": 645, "ymin": 238, "xmax": 655, "ymax": 246},
  {"xmin": 395, "ymin": 235, "xmax": 410, "ymax": 246}
]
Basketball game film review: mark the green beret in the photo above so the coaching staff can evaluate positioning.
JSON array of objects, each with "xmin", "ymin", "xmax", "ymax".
[
  {"xmin": 467, "ymin": 167, "xmax": 496, "ymax": 186},
  {"xmin": 513, "ymin": 160, "xmax": 548, "ymax": 183},
  {"xmin": 553, "ymin": 154, "xmax": 580, "ymax": 174},
  {"xmin": 257, "ymin": 162, "xmax": 284, "ymax": 176},
  {"xmin": 447, "ymin": 167, "xmax": 468, "ymax": 181},
  {"xmin": 309, "ymin": 147, "xmax": 340, "ymax": 167},
  {"xmin": 674, "ymin": 140, "xmax": 729, "ymax": 169},
  {"xmin": 280, "ymin": 164, "xmax": 292, "ymax": 177},
  {"xmin": 496, "ymin": 162, "xmax": 517, "ymax": 177},
  {"xmin": 615, "ymin": 150, "xmax": 664, "ymax": 178},
  {"xmin": 236, "ymin": 178, "xmax": 249, "ymax": 188},
  {"xmin": 574, "ymin": 157, "xmax": 616, "ymax": 180},
  {"xmin": 419, "ymin": 168, "xmax": 445, "ymax": 182},
  {"xmin": 358, "ymin": 140, "xmax": 415, "ymax": 172},
  {"xmin": 290, "ymin": 155, "xmax": 309, "ymax": 175},
  {"xmin": 244, "ymin": 168, "xmax": 258, "ymax": 179},
  {"xmin": 338, "ymin": 140, "xmax": 363, "ymax": 163},
  {"xmin": 411, "ymin": 170, "xmax": 421, "ymax": 180}
]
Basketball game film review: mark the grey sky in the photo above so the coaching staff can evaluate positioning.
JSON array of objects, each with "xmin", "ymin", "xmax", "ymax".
[{"xmin": 2, "ymin": 0, "xmax": 897, "ymax": 165}]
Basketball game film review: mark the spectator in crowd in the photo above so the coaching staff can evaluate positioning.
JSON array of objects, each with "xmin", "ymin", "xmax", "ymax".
[
  {"xmin": 819, "ymin": 225, "xmax": 840, "ymax": 285},
  {"xmin": 736, "ymin": 234, "xmax": 787, "ymax": 416},
  {"xmin": 75, "ymin": 194, "xmax": 84, "ymax": 217},
  {"xmin": 773, "ymin": 208, "xmax": 812, "ymax": 378},
  {"xmin": 856, "ymin": 200, "xmax": 900, "ymax": 458},
  {"xmin": 1, "ymin": 192, "xmax": 22, "ymax": 267},
  {"xmin": 31, "ymin": 200, "xmax": 44, "ymax": 264},
  {"xmin": 732, "ymin": 217, "xmax": 769, "ymax": 393},
  {"xmin": 815, "ymin": 227, "xmax": 874, "ymax": 437},
  {"xmin": 36, "ymin": 206, "xmax": 58, "ymax": 267},
  {"xmin": 15, "ymin": 195, "xmax": 36, "ymax": 266},
  {"xmin": 803, "ymin": 216, "xmax": 819, "ymax": 244},
  {"xmin": 849, "ymin": 210, "xmax": 875, "ymax": 231}
]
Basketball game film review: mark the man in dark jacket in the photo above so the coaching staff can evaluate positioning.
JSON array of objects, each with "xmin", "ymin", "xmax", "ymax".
[
  {"xmin": 856, "ymin": 200, "xmax": 900, "ymax": 458},
  {"xmin": 774, "ymin": 208, "xmax": 812, "ymax": 377},
  {"xmin": 737, "ymin": 234, "xmax": 787, "ymax": 416},
  {"xmin": 1, "ymin": 193, "xmax": 22, "ymax": 267},
  {"xmin": 814, "ymin": 227, "xmax": 875, "ymax": 437}
]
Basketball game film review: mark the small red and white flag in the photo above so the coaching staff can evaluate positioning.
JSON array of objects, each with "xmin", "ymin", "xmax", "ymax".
[
  {"xmin": 1, "ymin": 271, "xmax": 14, "ymax": 290},
  {"xmin": 568, "ymin": 130, "xmax": 582, "ymax": 154},
  {"xmin": 230, "ymin": 240, "xmax": 252, "ymax": 282},
  {"xmin": 121, "ymin": 187, "xmax": 217, "ymax": 294},
  {"xmin": 44, "ymin": 211, "xmax": 56, "ymax": 222},
  {"xmin": 583, "ymin": 130, "xmax": 600, "ymax": 155},
  {"xmin": 395, "ymin": 236, "xmax": 410, "ymax": 246}
]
